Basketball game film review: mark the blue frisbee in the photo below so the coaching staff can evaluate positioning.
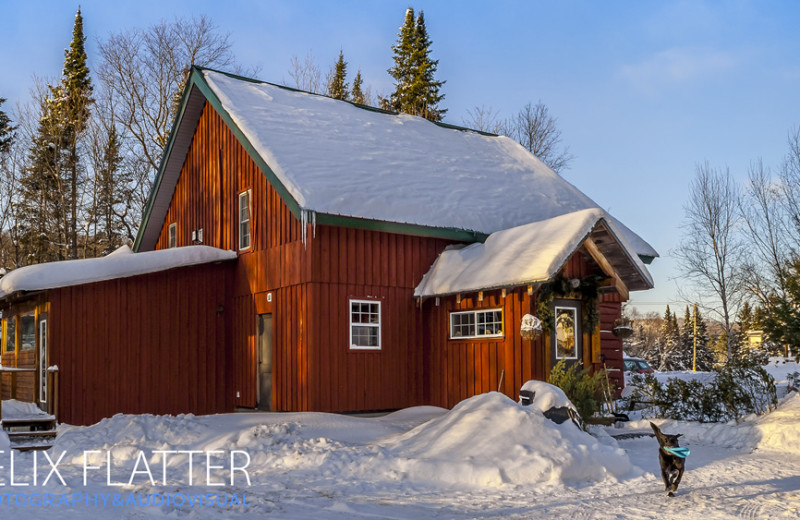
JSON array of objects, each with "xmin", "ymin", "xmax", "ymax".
[{"xmin": 663, "ymin": 447, "xmax": 690, "ymax": 458}]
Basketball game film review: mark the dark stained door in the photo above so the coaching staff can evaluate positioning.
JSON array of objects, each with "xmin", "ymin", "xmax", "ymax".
[{"xmin": 257, "ymin": 313, "xmax": 273, "ymax": 411}]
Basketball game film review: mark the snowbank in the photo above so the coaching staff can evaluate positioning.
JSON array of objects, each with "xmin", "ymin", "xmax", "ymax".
[
  {"xmin": 755, "ymin": 393, "xmax": 800, "ymax": 454},
  {"xmin": 382, "ymin": 392, "xmax": 638, "ymax": 488}
]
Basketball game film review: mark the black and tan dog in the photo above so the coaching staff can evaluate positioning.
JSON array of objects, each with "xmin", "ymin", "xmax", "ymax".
[{"xmin": 650, "ymin": 422, "xmax": 688, "ymax": 497}]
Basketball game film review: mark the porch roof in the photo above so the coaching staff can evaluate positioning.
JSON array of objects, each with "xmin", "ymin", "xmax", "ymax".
[
  {"xmin": 413, "ymin": 208, "xmax": 653, "ymax": 298},
  {"xmin": 0, "ymin": 245, "xmax": 237, "ymax": 300}
]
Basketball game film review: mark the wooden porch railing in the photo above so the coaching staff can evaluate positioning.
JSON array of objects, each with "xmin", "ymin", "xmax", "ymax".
[{"xmin": 0, "ymin": 366, "xmax": 57, "ymax": 423}]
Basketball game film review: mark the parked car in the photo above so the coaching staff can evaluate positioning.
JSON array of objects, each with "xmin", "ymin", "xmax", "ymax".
[{"xmin": 624, "ymin": 357, "xmax": 655, "ymax": 374}]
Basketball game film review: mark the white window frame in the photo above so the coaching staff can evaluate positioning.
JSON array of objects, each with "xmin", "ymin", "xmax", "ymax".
[
  {"xmin": 554, "ymin": 304, "xmax": 581, "ymax": 360},
  {"xmin": 168, "ymin": 223, "xmax": 177, "ymax": 248},
  {"xmin": 449, "ymin": 308, "xmax": 504, "ymax": 339},
  {"xmin": 239, "ymin": 190, "xmax": 252, "ymax": 251},
  {"xmin": 39, "ymin": 318, "xmax": 47, "ymax": 404},
  {"xmin": 349, "ymin": 299, "xmax": 381, "ymax": 350}
]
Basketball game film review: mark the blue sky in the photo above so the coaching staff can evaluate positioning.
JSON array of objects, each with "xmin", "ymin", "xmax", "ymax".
[{"xmin": 2, "ymin": 0, "xmax": 800, "ymax": 313}]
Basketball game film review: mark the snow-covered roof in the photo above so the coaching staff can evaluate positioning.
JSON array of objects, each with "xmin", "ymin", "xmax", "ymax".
[
  {"xmin": 0, "ymin": 245, "xmax": 237, "ymax": 299},
  {"xmin": 414, "ymin": 208, "xmax": 653, "ymax": 298},
  {"xmin": 136, "ymin": 68, "xmax": 658, "ymax": 261}
]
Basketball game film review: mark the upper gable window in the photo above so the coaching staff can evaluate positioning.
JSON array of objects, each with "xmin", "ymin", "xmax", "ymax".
[
  {"xmin": 239, "ymin": 190, "xmax": 252, "ymax": 251},
  {"xmin": 168, "ymin": 223, "xmax": 177, "ymax": 248}
]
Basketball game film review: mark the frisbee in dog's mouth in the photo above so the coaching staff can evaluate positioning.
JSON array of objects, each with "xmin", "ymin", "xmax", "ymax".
[{"xmin": 663, "ymin": 447, "xmax": 690, "ymax": 458}]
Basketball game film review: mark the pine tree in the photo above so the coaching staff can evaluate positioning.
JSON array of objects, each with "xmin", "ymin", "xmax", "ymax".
[
  {"xmin": 410, "ymin": 10, "xmax": 445, "ymax": 121},
  {"xmin": 385, "ymin": 8, "xmax": 446, "ymax": 121},
  {"xmin": 657, "ymin": 306, "xmax": 681, "ymax": 371},
  {"xmin": 385, "ymin": 8, "xmax": 416, "ymax": 113},
  {"xmin": 351, "ymin": 70, "xmax": 365, "ymax": 105},
  {"xmin": 0, "ymin": 97, "xmax": 14, "ymax": 153},
  {"xmin": 675, "ymin": 305, "xmax": 694, "ymax": 370},
  {"xmin": 692, "ymin": 306, "xmax": 715, "ymax": 370},
  {"xmin": 327, "ymin": 50, "xmax": 349, "ymax": 101},
  {"xmin": 763, "ymin": 257, "xmax": 800, "ymax": 359},
  {"xmin": 18, "ymin": 94, "xmax": 66, "ymax": 263},
  {"xmin": 61, "ymin": 7, "xmax": 94, "ymax": 259},
  {"xmin": 738, "ymin": 301, "xmax": 754, "ymax": 333},
  {"xmin": 91, "ymin": 124, "xmax": 127, "ymax": 255}
]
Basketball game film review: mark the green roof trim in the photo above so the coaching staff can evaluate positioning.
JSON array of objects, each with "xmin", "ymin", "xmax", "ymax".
[{"xmin": 314, "ymin": 212, "xmax": 488, "ymax": 242}]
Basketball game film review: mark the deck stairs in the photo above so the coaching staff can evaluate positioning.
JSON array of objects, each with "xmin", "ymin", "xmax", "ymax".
[{"xmin": 2, "ymin": 415, "xmax": 58, "ymax": 451}]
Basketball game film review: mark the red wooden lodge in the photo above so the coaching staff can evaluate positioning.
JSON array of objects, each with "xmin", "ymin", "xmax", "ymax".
[{"xmin": 0, "ymin": 68, "xmax": 657, "ymax": 426}]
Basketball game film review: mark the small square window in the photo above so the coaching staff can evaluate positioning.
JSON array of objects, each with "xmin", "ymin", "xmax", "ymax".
[
  {"xmin": 350, "ymin": 299, "xmax": 380, "ymax": 349},
  {"xmin": 239, "ymin": 190, "xmax": 251, "ymax": 250}
]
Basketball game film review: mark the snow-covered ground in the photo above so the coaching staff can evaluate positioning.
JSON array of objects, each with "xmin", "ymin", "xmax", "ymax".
[{"xmin": 0, "ymin": 360, "xmax": 799, "ymax": 518}]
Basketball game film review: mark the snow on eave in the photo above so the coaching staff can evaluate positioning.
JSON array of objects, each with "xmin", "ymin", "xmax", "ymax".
[
  {"xmin": 0, "ymin": 245, "xmax": 237, "ymax": 300},
  {"xmin": 413, "ymin": 208, "xmax": 654, "ymax": 299}
]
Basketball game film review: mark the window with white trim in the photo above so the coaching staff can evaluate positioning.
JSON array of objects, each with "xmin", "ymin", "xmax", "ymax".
[
  {"xmin": 450, "ymin": 309, "xmax": 503, "ymax": 339},
  {"xmin": 349, "ymin": 299, "xmax": 381, "ymax": 349},
  {"xmin": 555, "ymin": 304, "xmax": 580, "ymax": 360},
  {"xmin": 168, "ymin": 223, "xmax": 177, "ymax": 248},
  {"xmin": 239, "ymin": 190, "xmax": 252, "ymax": 250}
]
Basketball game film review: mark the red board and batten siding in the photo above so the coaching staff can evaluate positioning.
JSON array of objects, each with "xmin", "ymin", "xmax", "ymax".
[
  {"xmin": 151, "ymin": 101, "xmax": 453, "ymax": 412},
  {"xmin": 47, "ymin": 263, "xmax": 233, "ymax": 426},
  {"xmin": 425, "ymin": 250, "xmax": 627, "ymax": 408}
]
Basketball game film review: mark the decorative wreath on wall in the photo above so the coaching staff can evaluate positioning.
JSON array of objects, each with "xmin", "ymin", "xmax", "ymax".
[{"xmin": 536, "ymin": 274, "xmax": 602, "ymax": 334}]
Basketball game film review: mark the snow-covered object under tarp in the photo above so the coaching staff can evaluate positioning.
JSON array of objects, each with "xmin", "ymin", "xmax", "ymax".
[
  {"xmin": 188, "ymin": 70, "xmax": 657, "ymax": 260},
  {"xmin": 414, "ymin": 208, "xmax": 653, "ymax": 298},
  {"xmin": 382, "ymin": 392, "xmax": 637, "ymax": 487},
  {"xmin": 0, "ymin": 245, "xmax": 237, "ymax": 299}
]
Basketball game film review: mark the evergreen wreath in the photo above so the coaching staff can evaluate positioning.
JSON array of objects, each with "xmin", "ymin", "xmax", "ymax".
[{"xmin": 536, "ymin": 274, "xmax": 602, "ymax": 334}]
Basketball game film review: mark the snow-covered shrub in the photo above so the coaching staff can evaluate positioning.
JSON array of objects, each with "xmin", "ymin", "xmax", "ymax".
[
  {"xmin": 714, "ymin": 357, "xmax": 777, "ymax": 421},
  {"xmin": 547, "ymin": 359, "xmax": 604, "ymax": 425},
  {"xmin": 623, "ymin": 358, "xmax": 777, "ymax": 422},
  {"xmin": 787, "ymin": 371, "xmax": 800, "ymax": 393}
]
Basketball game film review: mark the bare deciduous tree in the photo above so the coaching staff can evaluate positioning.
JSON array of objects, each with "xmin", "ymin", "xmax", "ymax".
[
  {"xmin": 738, "ymin": 159, "xmax": 790, "ymax": 304},
  {"xmin": 503, "ymin": 102, "xmax": 574, "ymax": 173},
  {"xmin": 288, "ymin": 51, "xmax": 323, "ymax": 94},
  {"xmin": 463, "ymin": 105, "xmax": 503, "ymax": 134},
  {"xmin": 96, "ymin": 15, "xmax": 247, "ymax": 241},
  {"xmin": 676, "ymin": 162, "xmax": 743, "ymax": 361}
]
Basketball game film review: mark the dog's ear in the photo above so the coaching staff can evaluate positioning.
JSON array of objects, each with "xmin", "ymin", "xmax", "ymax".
[
  {"xmin": 650, "ymin": 422, "xmax": 667, "ymax": 447},
  {"xmin": 676, "ymin": 434, "xmax": 683, "ymax": 439}
]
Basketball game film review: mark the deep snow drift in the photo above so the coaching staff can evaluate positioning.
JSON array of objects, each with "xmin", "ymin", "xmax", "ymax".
[{"xmin": 0, "ymin": 361, "xmax": 799, "ymax": 519}]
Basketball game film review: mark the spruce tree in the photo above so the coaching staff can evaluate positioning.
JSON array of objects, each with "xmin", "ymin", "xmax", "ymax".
[
  {"xmin": 385, "ymin": 8, "xmax": 416, "ymax": 113},
  {"xmin": 0, "ymin": 97, "xmax": 14, "ymax": 153},
  {"xmin": 410, "ymin": 10, "xmax": 445, "ymax": 121},
  {"xmin": 385, "ymin": 8, "xmax": 446, "ymax": 121},
  {"xmin": 92, "ymin": 124, "xmax": 127, "ymax": 255},
  {"xmin": 327, "ymin": 50, "xmax": 349, "ymax": 101},
  {"xmin": 738, "ymin": 301, "xmax": 753, "ymax": 333},
  {"xmin": 657, "ymin": 306, "xmax": 681, "ymax": 371},
  {"xmin": 692, "ymin": 306, "xmax": 715, "ymax": 370},
  {"xmin": 61, "ymin": 7, "xmax": 94, "ymax": 259},
  {"xmin": 351, "ymin": 70, "xmax": 365, "ymax": 105},
  {"xmin": 18, "ymin": 94, "xmax": 66, "ymax": 263}
]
